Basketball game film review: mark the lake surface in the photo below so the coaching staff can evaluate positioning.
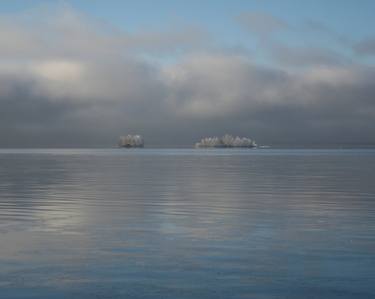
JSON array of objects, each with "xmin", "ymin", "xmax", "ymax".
[{"xmin": 0, "ymin": 149, "xmax": 374, "ymax": 299}]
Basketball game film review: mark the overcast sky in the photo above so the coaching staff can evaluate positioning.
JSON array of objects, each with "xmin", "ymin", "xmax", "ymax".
[{"xmin": 1, "ymin": 0, "xmax": 375, "ymax": 147}]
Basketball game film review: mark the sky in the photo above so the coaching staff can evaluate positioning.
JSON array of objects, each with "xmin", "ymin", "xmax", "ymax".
[{"xmin": 0, "ymin": 0, "xmax": 375, "ymax": 147}]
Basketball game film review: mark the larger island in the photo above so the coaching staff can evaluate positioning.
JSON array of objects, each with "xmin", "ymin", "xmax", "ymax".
[{"xmin": 195, "ymin": 134, "xmax": 257, "ymax": 148}]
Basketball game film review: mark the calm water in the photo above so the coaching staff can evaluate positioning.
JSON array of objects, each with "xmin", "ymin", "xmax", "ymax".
[{"xmin": 0, "ymin": 149, "xmax": 375, "ymax": 299}]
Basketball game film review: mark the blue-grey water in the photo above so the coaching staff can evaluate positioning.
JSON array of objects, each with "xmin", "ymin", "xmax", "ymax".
[{"xmin": 0, "ymin": 149, "xmax": 375, "ymax": 299}]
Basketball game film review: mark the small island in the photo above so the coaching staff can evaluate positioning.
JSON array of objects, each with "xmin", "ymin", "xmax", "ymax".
[
  {"xmin": 195, "ymin": 134, "xmax": 257, "ymax": 148},
  {"xmin": 118, "ymin": 135, "xmax": 144, "ymax": 148}
]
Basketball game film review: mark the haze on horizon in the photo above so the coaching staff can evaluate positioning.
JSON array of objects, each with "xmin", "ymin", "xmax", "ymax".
[{"xmin": 0, "ymin": 0, "xmax": 375, "ymax": 148}]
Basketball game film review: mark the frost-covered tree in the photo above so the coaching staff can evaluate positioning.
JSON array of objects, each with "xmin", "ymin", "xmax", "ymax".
[{"xmin": 195, "ymin": 134, "xmax": 256, "ymax": 148}]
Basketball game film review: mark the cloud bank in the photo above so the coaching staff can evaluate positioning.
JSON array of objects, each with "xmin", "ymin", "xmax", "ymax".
[{"xmin": 0, "ymin": 5, "xmax": 374, "ymax": 147}]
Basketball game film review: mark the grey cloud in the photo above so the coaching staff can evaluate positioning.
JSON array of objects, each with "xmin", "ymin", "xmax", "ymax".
[
  {"xmin": 354, "ymin": 37, "xmax": 375, "ymax": 56},
  {"xmin": 163, "ymin": 56, "xmax": 375, "ymax": 145},
  {"xmin": 269, "ymin": 44, "xmax": 349, "ymax": 67},
  {"xmin": 0, "ymin": 6, "xmax": 374, "ymax": 147}
]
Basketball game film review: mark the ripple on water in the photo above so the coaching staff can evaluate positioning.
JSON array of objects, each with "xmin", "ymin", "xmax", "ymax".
[{"xmin": 0, "ymin": 149, "xmax": 375, "ymax": 298}]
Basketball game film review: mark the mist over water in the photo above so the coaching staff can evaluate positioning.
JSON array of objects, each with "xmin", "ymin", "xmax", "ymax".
[{"xmin": 0, "ymin": 149, "xmax": 375, "ymax": 299}]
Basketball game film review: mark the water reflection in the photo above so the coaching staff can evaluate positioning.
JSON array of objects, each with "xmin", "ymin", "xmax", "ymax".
[{"xmin": 0, "ymin": 149, "xmax": 374, "ymax": 298}]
